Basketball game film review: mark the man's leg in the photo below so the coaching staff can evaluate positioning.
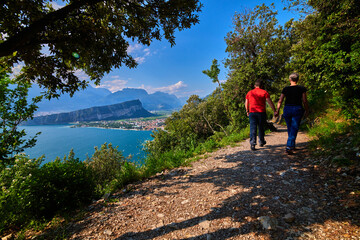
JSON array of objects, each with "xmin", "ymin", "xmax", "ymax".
[
  {"xmin": 258, "ymin": 112, "xmax": 266, "ymax": 146},
  {"xmin": 249, "ymin": 113, "xmax": 257, "ymax": 148}
]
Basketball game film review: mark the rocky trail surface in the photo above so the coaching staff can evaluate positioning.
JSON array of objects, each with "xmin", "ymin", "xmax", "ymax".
[{"xmin": 42, "ymin": 125, "xmax": 359, "ymax": 239}]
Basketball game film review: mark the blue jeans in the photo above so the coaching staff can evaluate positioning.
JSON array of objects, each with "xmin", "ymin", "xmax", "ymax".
[
  {"xmin": 283, "ymin": 105, "xmax": 304, "ymax": 149},
  {"xmin": 249, "ymin": 112, "xmax": 266, "ymax": 146}
]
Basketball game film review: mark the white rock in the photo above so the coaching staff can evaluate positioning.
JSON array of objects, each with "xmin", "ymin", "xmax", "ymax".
[
  {"xmin": 103, "ymin": 229, "xmax": 112, "ymax": 235},
  {"xmin": 199, "ymin": 220, "xmax": 210, "ymax": 229},
  {"xmin": 258, "ymin": 216, "xmax": 278, "ymax": 230},
  {"xmin": 181, "ymin": 199, "xmax": 189, "ymax": 204}
]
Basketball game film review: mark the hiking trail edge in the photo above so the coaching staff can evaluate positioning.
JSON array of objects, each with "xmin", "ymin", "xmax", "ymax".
[{"xmin": 42, "ymin": 124, "xmax": 360, "ymax": 239}]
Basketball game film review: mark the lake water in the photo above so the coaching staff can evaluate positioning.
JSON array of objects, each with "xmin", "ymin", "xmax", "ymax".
[{"xmin": 21, "ymin": 125, "xmax": 153, "ymax": 165}]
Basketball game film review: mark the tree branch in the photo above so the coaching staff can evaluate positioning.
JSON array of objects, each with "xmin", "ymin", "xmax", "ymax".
[
  {"xmin": 215, "ymin": 123, "xmax": 228, "ymax": 136},
  {"xmin": 202, "ymin": 110, "xmax": 215, "ymax": 134},
  {"xmin": 0, "ymin": 0, "xmax": 104, "ymax": 57}
]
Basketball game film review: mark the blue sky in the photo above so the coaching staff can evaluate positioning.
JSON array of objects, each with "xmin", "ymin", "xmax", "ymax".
[{"xmin": 60, "ymin": 1, "xmax": 297, "ymax": 99}]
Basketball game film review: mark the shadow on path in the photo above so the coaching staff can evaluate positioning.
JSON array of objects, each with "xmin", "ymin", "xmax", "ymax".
[{"xmin": 112, "ymin": 142, "xmax": 359, "ymax": 239}]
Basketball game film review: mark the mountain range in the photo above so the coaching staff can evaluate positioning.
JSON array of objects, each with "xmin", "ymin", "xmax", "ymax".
[
  {"xmin": 25, "ymin": 100, "xmax": 153, "ymax": 125},
  {"xmin": 28, "ymin": 85, "xmax": 183, "ymax": 116}
]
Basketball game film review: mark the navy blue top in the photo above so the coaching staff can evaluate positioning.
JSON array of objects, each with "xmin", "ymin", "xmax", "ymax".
[{"xmin": 282, "ymin": 85, "xmax": 307, "ymax": 106}]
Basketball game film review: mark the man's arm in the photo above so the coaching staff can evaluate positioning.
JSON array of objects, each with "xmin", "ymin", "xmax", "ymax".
[
  {"xmin": 245, "ymin": 99, "xmax": 250, "ymax": 116},
  {"xmin": 266, "ymin": 98, "xmax": 276, "ymax": 113}
]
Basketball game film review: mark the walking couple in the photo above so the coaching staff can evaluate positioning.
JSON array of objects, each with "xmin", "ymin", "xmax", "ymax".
[{"xmin": 245, "ymin": 73, "xmax": 309, "ymax": 154}]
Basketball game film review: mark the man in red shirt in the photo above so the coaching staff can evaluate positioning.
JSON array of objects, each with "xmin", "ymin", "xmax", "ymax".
[{"xmin": 245, "ymin": 80, "xmax": 276, "ymax": 151}]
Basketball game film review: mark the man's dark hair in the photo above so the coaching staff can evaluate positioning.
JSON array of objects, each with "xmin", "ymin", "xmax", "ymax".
[
  {"xmin": 289, "ymin": 73, "xmax": 299, "ymax": 82},
  {"xmin": 255, "ymin": 79, "xmax": 264, "ymax": 88}
]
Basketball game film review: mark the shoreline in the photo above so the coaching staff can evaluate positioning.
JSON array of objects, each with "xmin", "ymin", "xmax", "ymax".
[{"xmin": 73, "ymin": 125, "xmax": 154, "ymax": 131}]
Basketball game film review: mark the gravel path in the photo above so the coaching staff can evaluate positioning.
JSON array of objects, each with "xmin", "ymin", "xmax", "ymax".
[{"xmin": 59, "ymin": 124, "xmax": 359, "ymax": 240}]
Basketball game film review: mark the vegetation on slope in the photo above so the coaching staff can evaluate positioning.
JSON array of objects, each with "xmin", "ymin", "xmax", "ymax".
[{"xmin": 1, "ymin": 0, "xmax": 359, "ymax": 237}]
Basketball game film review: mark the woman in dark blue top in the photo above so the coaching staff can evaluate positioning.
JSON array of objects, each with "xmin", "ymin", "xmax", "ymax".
[{"xmin": 275, "ymin": 73, "xmax": 309, "ymax": 154}]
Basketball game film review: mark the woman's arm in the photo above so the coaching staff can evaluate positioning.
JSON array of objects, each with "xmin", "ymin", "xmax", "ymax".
[
  {"xmin": 276, "ymin": 93, "xmax": 285, "ymax": 114},
  {"xmin": 302, "ymin": 92, "xmax": 309, "ymax": 118}
]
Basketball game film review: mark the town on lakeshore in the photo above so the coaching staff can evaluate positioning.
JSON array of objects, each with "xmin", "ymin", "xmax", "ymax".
[{"xmin": 71, "ymin": 117, "xmax": 166, "ymax": 131}]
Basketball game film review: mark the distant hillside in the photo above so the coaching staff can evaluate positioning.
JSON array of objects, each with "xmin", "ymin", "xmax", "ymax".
[
  {"xmin": 25, "ymin": 100, "xmax": 153, "ymax": 125},
  {"xmin": 29, "ymin": 86, "xmax": 183, "ymax": 116},
  {"xmin": 101, "ymin": 88, "xmax": 182, "ymax": 111},
  {"xmin": 28, "ymin": 85, "xmax": 113, "ymax": 116}
]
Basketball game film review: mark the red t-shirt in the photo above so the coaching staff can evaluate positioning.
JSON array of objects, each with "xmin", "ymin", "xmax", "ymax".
[{"xmin": 245, "ymin": 88, "xmax": 270, "ymax": 113}]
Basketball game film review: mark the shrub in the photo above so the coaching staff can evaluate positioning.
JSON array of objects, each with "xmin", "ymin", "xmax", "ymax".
[
  {"xmin": 87, "ymin": 143, "xmax": 129, "ymax": 195},
  {"xmin": 144, "ymin": 150, "xmax": 191, "ymax": 176},
  {"xmin": 219, "ymin": 126, "xmax": 250, "ymax": 147},
  {"xmin": 307, "ymin": 108, "xmax": 360, "ymax": 167},
  {"xmin": 31, "ymin": 150, "xmax": 95, "ymax": 219},
  {"xmin": 87, "ymin": 143, "xmax": 124, "ymax": 184},
  {"xmin": 105, "ymin": 161, "xmax": 142, "ymax": 193},
  {"xmin": 0, "ymin": 154, "xmax": 43, "ymax": 231},
  {"xmin": 0, "ymin": 151, "xmax": 95, "ymax": 232}
]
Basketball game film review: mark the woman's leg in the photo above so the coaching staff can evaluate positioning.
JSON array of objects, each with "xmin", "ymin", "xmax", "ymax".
[
  {"xmin": 283, "ymin": 106, "xmax": 293, "ymax": 149},
  {"xmin": 289, "ymin": 108, "xmax": 304, "ymax": 148}
]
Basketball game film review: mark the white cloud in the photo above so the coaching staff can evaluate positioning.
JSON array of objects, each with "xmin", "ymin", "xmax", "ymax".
[
  {"xmin": 11, "ymin": 64, "xmax": 24, "ymax": 76},
  {"xmin": 127, "ymin": 44, "xmax": 153, "ymax": 64},
  {"xmin": 135, "ymin": 56, "xmax": 146, "ymax": 64},
  {"xmin": 140, "ymin": 81, "xmax": 188, "ymax": 95},
  {"xmin": 74, "ymin": 69, "xmax": 88, "ymax": 81},
  {"xmin": 51, "ymin": 2, "xmax": 65, "ymax": 10},
  {"xmin": 127, "ymin": 44, "xmax": 142, "ymax": 54},
  {"xmin": 156, "ymin": 81, "xmax": 187, "ymax": 94},
  {"xmin": 144, "ymin": 48, "xmax": 151, "ymax": 56},
  {"xmin": 97, "ymin": 79, "xmax": 128, "ymax": 92}
]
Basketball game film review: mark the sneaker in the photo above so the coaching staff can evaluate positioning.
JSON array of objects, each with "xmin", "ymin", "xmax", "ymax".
[
  {"xmin": 259, "ymin": 141, "xmax": 266, "ymax": 147},
  {"xmin": 251, "ymin": 145, "xmax": 256, "ymax": 151},
  {"xmin": 286, "ymin": 148, "xmax": 293, "ymax": 155}
]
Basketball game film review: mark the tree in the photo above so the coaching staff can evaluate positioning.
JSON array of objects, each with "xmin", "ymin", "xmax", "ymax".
[
  {"xmin": 222, "ymin": 3, "xmax": 295, "ymax": 129},
  {"xmin": 202, "ymin": 59, "xmax": 221, "ymax": 88},
  {"xmin": 0, "ymin": 0, "xmax": 202, "ymax": 97},
  {"xmin": 0, "ymin": 68, "xmax": 42, "ymax": 167},
  {"xmin": 289, "ymin": 0, "xmax": 360, "ymax": 118}
]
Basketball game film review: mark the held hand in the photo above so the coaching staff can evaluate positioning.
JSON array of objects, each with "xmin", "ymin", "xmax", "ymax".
[
  {"xmin": 247, "ymin": 112, "xmax": 249, "ymax": 116},
  {"xmin": 274, "ymin": 111, "xmax": 279, "ymax": 118}
]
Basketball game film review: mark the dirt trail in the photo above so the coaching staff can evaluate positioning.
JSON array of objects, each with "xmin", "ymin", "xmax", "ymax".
[{"xmin": 59, "ymin": 124, "xmax": 359, "ymax": 240}]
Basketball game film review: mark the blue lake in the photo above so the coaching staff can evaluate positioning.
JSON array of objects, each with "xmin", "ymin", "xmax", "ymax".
[{"xmin": 21, "ymin": 125, "xmax": 153, "ymax": 165}]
